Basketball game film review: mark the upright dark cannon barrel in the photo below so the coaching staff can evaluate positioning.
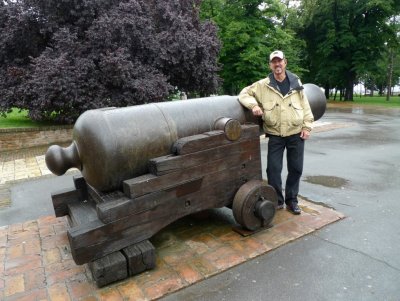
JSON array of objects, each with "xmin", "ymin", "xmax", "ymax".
[{"xmin": 46, "ymin": 83, "xmax": 326, "ymax": 191}]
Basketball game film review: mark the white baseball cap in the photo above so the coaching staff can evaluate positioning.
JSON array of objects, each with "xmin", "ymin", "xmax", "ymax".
[{"xmin": 269, "ymin": 50, "xmax": 284, "ymax": 61}]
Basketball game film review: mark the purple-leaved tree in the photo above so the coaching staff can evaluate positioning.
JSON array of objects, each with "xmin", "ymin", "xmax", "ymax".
[{"xmin": 0, "ymin": 0, "xmax": 220, "ymax": 123}]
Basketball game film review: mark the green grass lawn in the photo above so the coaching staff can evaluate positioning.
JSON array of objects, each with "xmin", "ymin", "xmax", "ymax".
[
  {"xmin": 329, "ymin": 95, "xmax": 400, "ymax": 107},
  {"xmin": 0, "ymin": 108, "xmax": 55, "ymax": 129}
]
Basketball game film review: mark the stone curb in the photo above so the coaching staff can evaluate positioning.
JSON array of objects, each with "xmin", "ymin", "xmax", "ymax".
[
  {"xmin": 0, "ymin": 125, "xmax": 73, "ymax": 133},
  {"xmin": 0, "ymin": 127, "xmax": 72, "ymax": 153}
]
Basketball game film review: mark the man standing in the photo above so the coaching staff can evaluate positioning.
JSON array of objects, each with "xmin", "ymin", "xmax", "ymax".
[{"xmin": 238, "ymin": 50, "xmax": 314, "ymax": 214}]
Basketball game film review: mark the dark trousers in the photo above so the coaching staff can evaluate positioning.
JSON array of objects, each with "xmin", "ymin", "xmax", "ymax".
[{"xmin": 266, "ymin": 133, "xmax": 304, "ymax": 205}]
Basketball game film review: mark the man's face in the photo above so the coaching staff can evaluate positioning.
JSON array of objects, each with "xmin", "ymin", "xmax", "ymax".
[{"xmin": 269, "ymin": 57, "xmax": 287, "ymax": 76}]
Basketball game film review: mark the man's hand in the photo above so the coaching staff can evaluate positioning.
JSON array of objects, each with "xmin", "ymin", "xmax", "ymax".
[
  {"xmin": 252, "ymin": 105, "xmax": 263, "ymax": 116},
  {"xmin": 300, "ymin": 129, "xmax": 310, "ymax": 140}
]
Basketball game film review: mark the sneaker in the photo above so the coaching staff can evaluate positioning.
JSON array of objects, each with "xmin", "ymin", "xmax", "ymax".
[
  {"xmin": 286, "ymin": 203, "xmax": 301, "ymax": 215},
  {"xmin": 277, "ymin": 202, "xmax": 284, "ymax": 210}
]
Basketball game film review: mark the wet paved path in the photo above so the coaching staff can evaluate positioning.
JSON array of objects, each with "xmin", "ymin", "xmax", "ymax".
[{"xmin": 162, "ymin": 104, "xmax": 400, "ymax": 301}]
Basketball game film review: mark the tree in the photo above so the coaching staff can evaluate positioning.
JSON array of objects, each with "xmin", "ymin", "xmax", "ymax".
[
  {"xmin": 273, "ymin": 0, "xmax": 308, "ymax": 76},
  {"xmin": 360, "ymin": 40, "xmax": 400, "ymax": 98},
  {"xmin": 0, "ymin": 0, "xmax": 221, "ymax": 123},
  {"xmin": 201, "ymin": 0, "xmax": 305, "ymax": 95},
  {"xmin": 385, "ymin": 15, "xmax": 400, "ymax": 100},
  {"xmin": 299, "ymin": 0, "xmax": 398, "ymax": 100}
]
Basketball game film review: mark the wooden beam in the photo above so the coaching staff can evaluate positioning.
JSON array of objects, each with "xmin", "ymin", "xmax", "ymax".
[
  {"xmin": 172, "ymin": 124, "xmax": 259, "ymax": 155},
  {"xmin": 68, "ymin": 199, "xmax": 98, "ymax": 227},
  {"xmin": 122, "ymin": 240, "xmax": 156, "ymax": 276},
  {"xmin": 149, "ymin": 136, "xmax": 260, "ymax": 176},
  {"xmin": 51, "ymin": 188, "xmax": 83, "ymax": 217},
  {"xmin": 124, "ymin": 145, "xmax": 257, "ymax": 199},
  {"xmin": 67, "ymin": 157, "xmax": 261, "ymax": 264},
  {"xmin": 88, "ymin": 251, "xmax": 128, "ymax": 287},
  {"xmin": 99, "ymin": 178, "xmax": 203, "ymax": 223}
]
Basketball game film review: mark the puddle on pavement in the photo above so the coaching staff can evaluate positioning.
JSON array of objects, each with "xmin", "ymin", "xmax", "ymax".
[{"xmin": 304, "ymin": 175, "xmax": 349, "ymax": 188}]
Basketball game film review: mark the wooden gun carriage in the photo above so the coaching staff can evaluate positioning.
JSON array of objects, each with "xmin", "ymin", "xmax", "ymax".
[{"xmin": 46, "ymin": 85, "xmax": 326, "ymax": 286}]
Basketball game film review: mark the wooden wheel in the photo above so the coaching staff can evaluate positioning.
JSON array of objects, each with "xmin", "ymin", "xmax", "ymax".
[{"xmin": 232, "ymin": 180, "xmax": 278, "ymax": 231}]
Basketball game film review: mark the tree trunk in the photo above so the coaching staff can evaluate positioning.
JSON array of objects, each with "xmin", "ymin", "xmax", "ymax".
[
  {"xmin": 344, "ymin": 72, "xmax": 355, "ymax": 101},
  {"xmin": 386, "ymin": 16, "xmax": 397, "ymax": 102},
  {"xmin": 378, "ymin": 85, "xmax": 384, "ymax": 96},
  {"xmin": 386, "ymin": 48, "xmax": 394, "ymax": 101},
  {"xmin": 324, "ymin": 83, "xmax": 330, "ymax": 99}
]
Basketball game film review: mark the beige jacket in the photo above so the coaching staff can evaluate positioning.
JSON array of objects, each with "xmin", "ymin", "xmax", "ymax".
[{"xmin": 238, "ymin": 71, "xmax": 314, "ymax": 137}]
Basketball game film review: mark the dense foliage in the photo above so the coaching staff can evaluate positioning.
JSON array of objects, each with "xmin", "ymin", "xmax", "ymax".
[
  {"xmin": 0, "ymin": 0, "xmax": 220, "ymax": 123},
  {"xmin": 299, "ymin": 0, "xmax": 400, "ymax": 100},
  {"xmin": 201, "ymin": 0, "xmax": 306, "ymax": 94},
  {"xmin": 201, "ymin": 0, "xmax": 399, "ymax": 99},
  {"xmin": 1, "ymin": 0, "xmax": 399, "ymax": 121}
]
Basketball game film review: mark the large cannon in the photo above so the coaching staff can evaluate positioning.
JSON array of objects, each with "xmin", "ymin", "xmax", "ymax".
[{"xmin": 46, "ymin": 84, "xmax": 326, "ymax": 286}]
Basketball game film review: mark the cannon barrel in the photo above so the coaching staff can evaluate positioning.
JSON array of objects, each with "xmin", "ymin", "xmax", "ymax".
[{"xmin": 46, "ymin": 83, "xmax": 326, "ymax": 191}]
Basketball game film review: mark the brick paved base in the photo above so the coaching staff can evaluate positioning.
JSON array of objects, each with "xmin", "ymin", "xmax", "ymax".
[{"xmin": 0, "ymin": 200, "xmax": 344, "ymax": 301}]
